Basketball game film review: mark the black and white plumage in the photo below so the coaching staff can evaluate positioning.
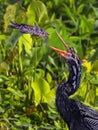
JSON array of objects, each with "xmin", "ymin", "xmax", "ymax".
[
  {"xmin": 50, "ymin": 32, "xmax": 98, "ymax": 130},
  {"xmin": 8, "ymin": 21, "xmax": 49, "ymax": 39}
]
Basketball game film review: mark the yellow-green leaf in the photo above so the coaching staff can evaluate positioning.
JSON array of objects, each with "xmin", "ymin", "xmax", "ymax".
[
  {"xmin": 7, "ymin": 87, "xmax": 25, "ymax": 98},
  {"xmin": 31, "ymin": 79, "xmax": 52, "ymax": 105},
  {"xmin": 18, "ymin": 34, "xmax": 33, "ymax": 54},
  {"xmin": 27, "ymin": 0, "xmax": 48, "ymax": 24}
]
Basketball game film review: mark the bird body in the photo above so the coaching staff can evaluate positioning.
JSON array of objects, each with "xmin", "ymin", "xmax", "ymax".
[
  {"xmin": 56, "ymin": 92, "xmax": 98, "ymax": 130},
  {"xmin": 50, "ymin": 32, "xmax": 98, "ymax": 130}
]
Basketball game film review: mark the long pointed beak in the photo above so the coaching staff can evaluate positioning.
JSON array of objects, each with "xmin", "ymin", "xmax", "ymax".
[
  {"xmin": 49, "ymin": 46, "xmax": 68, "ymax": 58},
  {"xmin": 48, "ymin": 32, "xmax": 70, "ymax": 58},
  {"xmin": 56, "ymin": 31, "xmax": 70, "ymax": 52}
]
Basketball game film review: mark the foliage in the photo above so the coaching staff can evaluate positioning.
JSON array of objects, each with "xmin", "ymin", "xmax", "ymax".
[{"xmin": 0, "ymin": 0, "xmax": 98, "ymax": 129}]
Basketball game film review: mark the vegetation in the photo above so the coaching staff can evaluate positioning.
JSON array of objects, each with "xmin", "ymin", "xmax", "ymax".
[{"xmin": 0, "ymin": 0, "xmax": 98, "ymax": 129}]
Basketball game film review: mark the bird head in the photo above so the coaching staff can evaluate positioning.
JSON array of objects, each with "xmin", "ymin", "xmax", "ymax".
[{"xmin": 49, "ymin": 32, "xmax": 78, "ymax": 62}]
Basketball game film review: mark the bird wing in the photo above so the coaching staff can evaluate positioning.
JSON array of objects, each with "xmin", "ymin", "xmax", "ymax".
[
  {"xmin": 77, "ymin": 101, "xmax": 98, "ymax": 130},
  {"xmin": 84, "ymin": 117, "xmax": 98, "ymax": 130}
]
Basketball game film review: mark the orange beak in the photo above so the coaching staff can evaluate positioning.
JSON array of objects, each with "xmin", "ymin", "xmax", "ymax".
[
  {"xmin": 49, "ymin": 46, "xmax": 68, "ymax": 58},
  {"xmin": 49, "ymin": 32, "xmax": 70, "ymax": 58}
]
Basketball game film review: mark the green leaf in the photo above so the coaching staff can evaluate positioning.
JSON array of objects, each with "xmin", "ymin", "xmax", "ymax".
[
  {"xmin": 46, "ymin": 72, "xmax": 52, "ymax": 83},
  {"xmin": 4, "ymin": 3, "xmax": 26, "ymax": 31},
  {"xmin": 31, "ymin": 79, "xmax": 53, "ymax": 105},
  {"xmin": 48, "ymin": 56, "xmax": 58, "ymax": 69},
  {"xmin": 29, "ymin": 47, "xmax": 44, "ymax": 67},
  {"xmin": 0, "ymin": 34, "xmax": 8, "ymax": 40},
  {"xmin": 63, "ymin": 4, "xmax": 76, "ymax": 25},
  {"xmin": 6, "ymin": 31, "xmax": 21, "ymax": 50},
  {"xmin": 92, "ymin": 60, "xmax": 98, "ymax": 72},
  {"xmin": 18, "ymin": 34, "xmax": 33, "ymax": 54},
  {"xmin": 4, "ymin": 4, "xmax": 17, "ymax": 31},
  {"xmin": 47, "ymin": 27, "xmax": 68, "ymax": 50},
  {"xmin": 0, "ymin": 62, "xmax": 9, "ymax": 73},
  {"xmin": 79, "ymin": 15, "xmax": 94, "ymax": 34},
  {"xmin": 77, "ymin": 4, "xmax": 85, "ymax": 14},
  {"xmin": 0, "ymin": 106, "xmax": 4, "ymax": 113},
  {"xmin": 7, "ymin": 87, "xmax": 25, "ymax": 98},
  {"xmin": 91, "ymin": 6, "xmax": 98, "ymax": 17},
  {"xmin": 27, "ymin": 0, "xmax": 48, "ymax": 24},
  {"xmin": 89, "ymin": 74, "xmax": 98, "ymax": 85}
]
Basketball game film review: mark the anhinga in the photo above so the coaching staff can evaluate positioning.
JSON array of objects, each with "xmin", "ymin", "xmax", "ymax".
[{"xmin": 50, "ymin": 32, "xmax": 98, "ymax": 130}]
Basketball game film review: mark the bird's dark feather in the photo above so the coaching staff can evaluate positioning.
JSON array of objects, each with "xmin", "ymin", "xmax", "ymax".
[
  {"xmin": 57, "ymin": 96, "xmax": 98, "ymax": 130},
  {"xmin": 76, "ymin": 101, "xmax": 98, "ymax": 130}
]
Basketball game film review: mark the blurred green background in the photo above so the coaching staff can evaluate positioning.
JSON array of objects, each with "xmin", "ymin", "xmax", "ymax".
[{"xmin": 0, "ymin": 0, "xmax": 98, "ymax": 129}]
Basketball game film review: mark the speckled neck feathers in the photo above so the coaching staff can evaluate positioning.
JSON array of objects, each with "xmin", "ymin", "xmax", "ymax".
[{"xmin": 59, "ymin": 48, "xmax": 81, "ymax": 96}]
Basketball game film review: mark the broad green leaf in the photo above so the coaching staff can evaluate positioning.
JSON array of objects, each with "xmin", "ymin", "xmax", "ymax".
[
  {"xmin": 45, "ymin": 88, "xmax": 55, "ymax": 103},
  {"xmin": 27, "ymin": 0, "xmax": 48, "ymax": 24},
  {"xmin": 47, "ymin": 27, "xmax": 68, "ymax": 50},
  {"xmin": 18, "ymin": 34, "xmax": 33, "ymax": 54},
  {"xmin": 31, "ymin": 79, "xmax": 52, "ymax": 105}
]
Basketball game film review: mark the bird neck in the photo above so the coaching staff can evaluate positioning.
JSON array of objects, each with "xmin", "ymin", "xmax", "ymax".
[
  {"xmin": 66, "ymin": 59, "xmax": 81, "ymax": 96},
  {"xmin": 58, "ymin": 58, "xmax": 81, "ymax": 96}
]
